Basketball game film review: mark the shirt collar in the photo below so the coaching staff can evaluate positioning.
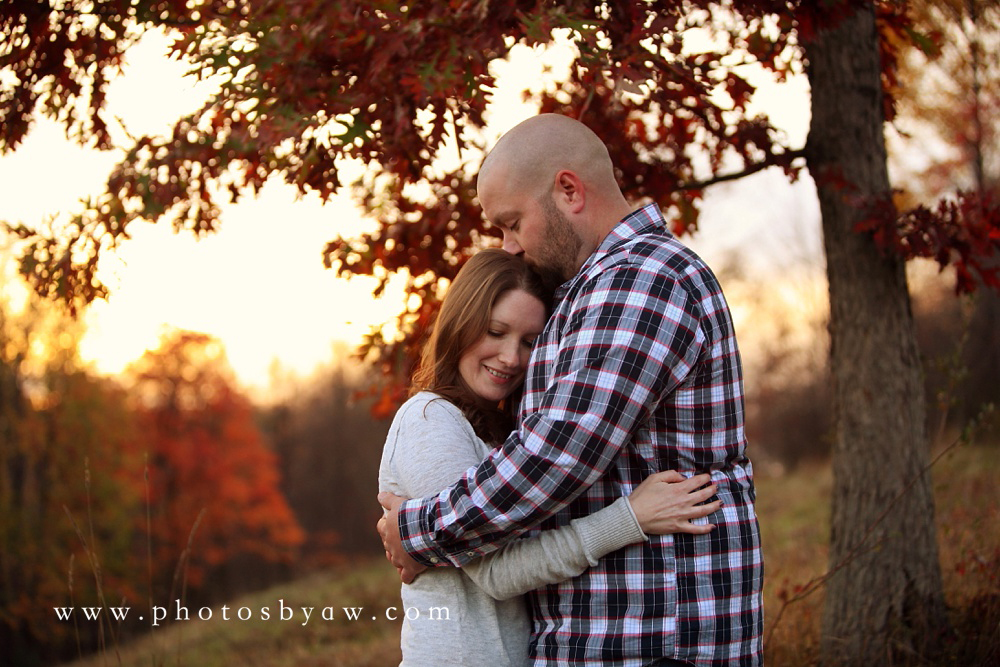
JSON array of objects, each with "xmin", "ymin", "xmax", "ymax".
[
  {"xmin": 554, "ymin": 202, "xmax": 670, "ymax": 299},
  {"xmin": 595, "ymin": 202, "xmax": 669, "ymax": 256}
]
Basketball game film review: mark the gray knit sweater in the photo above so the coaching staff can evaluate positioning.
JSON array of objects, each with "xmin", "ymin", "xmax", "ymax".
[{"xmin": 378, "ymin": 392, "xmax": 646, "ymax": 667}]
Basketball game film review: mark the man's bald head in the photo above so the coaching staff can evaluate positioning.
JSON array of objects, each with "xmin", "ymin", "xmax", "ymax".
[
  {"xmin": 477, "ymin": 114, "xmax": 619, "ymax": 200},
  {"xmin": 475, "ymin": 114, "xmax": 634, "ymax": 281}
]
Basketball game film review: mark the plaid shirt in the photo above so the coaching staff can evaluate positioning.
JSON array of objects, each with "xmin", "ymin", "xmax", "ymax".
[{"xmin": 399, "ymin": 203, "xmax": 763, "ymax": 666}]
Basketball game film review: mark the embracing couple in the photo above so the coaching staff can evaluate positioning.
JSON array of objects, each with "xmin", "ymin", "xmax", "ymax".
[{"xmin": 377, "ymin": 114, "xmax": 763, "ymax": 667}]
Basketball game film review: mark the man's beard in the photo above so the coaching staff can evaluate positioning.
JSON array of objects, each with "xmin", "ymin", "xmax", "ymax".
[{"xmin": 532, "ymin": 196, "xmax": 583, "ymax": 291}]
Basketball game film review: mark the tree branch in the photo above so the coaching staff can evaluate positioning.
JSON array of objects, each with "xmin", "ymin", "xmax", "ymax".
[{"xmin": 677, "ymin": 148, "xmax": 807, "ymax": 190}]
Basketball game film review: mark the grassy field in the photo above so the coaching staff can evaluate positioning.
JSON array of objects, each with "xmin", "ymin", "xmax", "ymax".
[{"xmin": 65, "ymin": 441, "xmax": 999, "ymax": 667}]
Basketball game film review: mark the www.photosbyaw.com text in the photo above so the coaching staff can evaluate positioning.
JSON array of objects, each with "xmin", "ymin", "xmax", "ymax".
[{"xmin": 54, "ymin": 599, "xmax": 451, "ymax": 626}]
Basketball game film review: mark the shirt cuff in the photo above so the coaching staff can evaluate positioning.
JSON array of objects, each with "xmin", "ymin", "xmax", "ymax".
[
  {"xmin": 397, "ymin": 497, "xmax": 453, "ymax": 568},
  {"xmin": 622, "ymin": 494, "xmax": 648, "ymax": 539}
]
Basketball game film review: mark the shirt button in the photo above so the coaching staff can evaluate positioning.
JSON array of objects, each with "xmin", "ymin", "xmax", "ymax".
[
  {"xmin": 467, "ymin": 552, "xmax": 476, "ymax": 558},
  {"xmin": 429, "ymin": 557, "xmax": 440, "ymax": 564}
]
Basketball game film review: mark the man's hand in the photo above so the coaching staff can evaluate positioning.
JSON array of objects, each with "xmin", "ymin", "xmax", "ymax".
[{"xmin": 377, "ymin": 492, "xmax": 429, "ymax": 584}]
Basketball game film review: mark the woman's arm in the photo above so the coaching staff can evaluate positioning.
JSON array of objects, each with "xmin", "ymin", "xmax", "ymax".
[
  {"xmin": 461, "ymin": 496, "xmax": 641, "ymax": 600},
  {"xmin": 461, "ymin": 471, "xmax": 721, "ymax": 600}
]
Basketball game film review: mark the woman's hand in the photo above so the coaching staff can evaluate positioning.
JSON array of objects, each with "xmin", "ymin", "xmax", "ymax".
[{"xmin": 627, "ymin": 470, "xmax": 722, "ymax": 535}]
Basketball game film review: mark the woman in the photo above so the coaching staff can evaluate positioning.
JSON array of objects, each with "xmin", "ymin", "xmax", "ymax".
[{"xmin": 378, "ymin": 249, "xmax": 720, "ymax": 666}]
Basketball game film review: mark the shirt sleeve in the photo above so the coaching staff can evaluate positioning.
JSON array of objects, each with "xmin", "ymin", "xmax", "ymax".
[
  {"xmin": 398, "ymin": 259, "xmax": 706, "ymax": 566},
  {"xmin": 461, "ymin": 496, "xmax": 646, "ymax": 600}
]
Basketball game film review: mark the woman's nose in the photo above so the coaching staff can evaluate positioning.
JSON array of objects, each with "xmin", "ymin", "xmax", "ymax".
[{"xmin": 497, "ymin": 339, "xmax": 520, "ymax": 367}]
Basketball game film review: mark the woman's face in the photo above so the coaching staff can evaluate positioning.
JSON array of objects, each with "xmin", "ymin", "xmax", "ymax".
[{"xmin": 458, "ymin": 287, "xmax": 547, "ymax": 405}]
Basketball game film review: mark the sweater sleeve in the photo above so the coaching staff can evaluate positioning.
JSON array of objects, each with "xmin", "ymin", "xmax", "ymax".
[{"xmin": 462, "ymin": 496, "xmax": 646, "ymax": 600}]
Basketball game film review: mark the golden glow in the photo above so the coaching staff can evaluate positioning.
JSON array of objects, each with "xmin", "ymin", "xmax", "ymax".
[{"xmin": 0, "ymin": 31, "xmax": 409, "ymax": 397}]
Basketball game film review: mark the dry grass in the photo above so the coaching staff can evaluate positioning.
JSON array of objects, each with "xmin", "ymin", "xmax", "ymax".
[
  {"xmin": 63, "ymin": 441, "xmax": 999, "ymax": 667},
  {"xmin": 756, "ymin": 459, "xmax": 832, "ymax": 665},
  {"xmin": 63, "ymin": 560, "xmax": 405, "ymax": 667},
  {"xmin": 759, "ymin": 439, "xmax": 1000, "ymax": 666}
]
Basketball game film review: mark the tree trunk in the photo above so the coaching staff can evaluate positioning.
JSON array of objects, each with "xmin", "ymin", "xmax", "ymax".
[{"xmin": 804, "ymin": 5, "xmax": 947, "ymax": 665}]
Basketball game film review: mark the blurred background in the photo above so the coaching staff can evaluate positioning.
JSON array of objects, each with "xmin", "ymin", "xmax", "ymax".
[{"xmin": 2, "ymin": 7, "xmax": 998, "ymax": 667}]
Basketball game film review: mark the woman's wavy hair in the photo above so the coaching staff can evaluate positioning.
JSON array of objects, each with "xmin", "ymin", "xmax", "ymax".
[{"xmin": 411, "ymin": 248, "xmax": 550, "ymax": 444}]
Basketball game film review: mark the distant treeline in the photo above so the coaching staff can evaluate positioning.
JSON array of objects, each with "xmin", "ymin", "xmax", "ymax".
[
  {"xmin": 747, "ymin": 280, "xmax": 999, "ymax": 469},
  {"xmin": 0, "ymin": 322, "xmax": 312, "ymax": 665}
]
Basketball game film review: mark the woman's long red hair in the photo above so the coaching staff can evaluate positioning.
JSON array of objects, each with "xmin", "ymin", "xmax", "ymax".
[{"xmin": 411, "ymin": 248, "xmax": 550, "ymax": 444}]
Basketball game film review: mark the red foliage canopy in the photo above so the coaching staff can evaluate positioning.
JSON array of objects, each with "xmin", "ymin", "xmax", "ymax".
[{"xmin": 856, "ymin": 190, "xmax": 1000, "ymax": 293}]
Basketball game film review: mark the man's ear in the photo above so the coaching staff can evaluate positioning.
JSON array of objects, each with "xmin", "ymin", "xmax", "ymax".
[{"xmin": 552, "ymin": 170, "xmax": 586, "ymax": 214}]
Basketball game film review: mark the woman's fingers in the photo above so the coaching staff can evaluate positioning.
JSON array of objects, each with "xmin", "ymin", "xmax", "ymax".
[
  {"xmin": 693, "ymin": 483, "xmax": 719, "ymax": 504},
  {"xmin": 640, "ymin": 469, "xmax": 686, "ymax": 485},
  {"xmin": 676, "ymin": 519, "xmax": 717, "ymax": 535},
  {"xmin": 629, "ymin": 470, "xmax": 727, "ymax": 535},
  {"xmin": 683, "ymin": 472, "xmax": 712, "ymax": 487},
  {"xmin": 652, "ymin": 471, "xmax": 708, "ymax": 488},
  {"xmin": 687, "ymin": 498, "xmax": 723, "ymax": 519}
]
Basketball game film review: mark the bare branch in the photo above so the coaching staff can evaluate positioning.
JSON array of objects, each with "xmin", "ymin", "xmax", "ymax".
[{"xmin": 677, "ymin": 148, "xmax": 807, "ymax": 191}]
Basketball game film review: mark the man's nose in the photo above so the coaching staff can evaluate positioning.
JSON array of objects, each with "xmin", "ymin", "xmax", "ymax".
[{"xmin": 502, "ymin": 233, "xmax": 523, "ymax": 255}]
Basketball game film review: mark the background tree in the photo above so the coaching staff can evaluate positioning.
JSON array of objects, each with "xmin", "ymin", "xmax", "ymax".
[
  {"xmin": 894, "ymin": 0, "xmax": 998, "ymax": 199},
  {"xmin": 892, "ymin": 0, "xmax": 1000, "ymax": 431},
  {"xmin": 126, "ymin": 330, "xmax": 304, "ymax": 597},
  {"xmin": 804, "ymin": 6, "xmax": 946, "ymax": 661},
  {"xmin": 3, "ymin": 1, "xmax": 999, "ymax": 664},
  {"xmin": 0, "ymin": 305, "xmax": 308, "ymax": 662},
  {"xmin": 0, "ymin": 295, "xmax": 141, "ymax": 664},
  {"xmin": 261, "ymin": 354, "xmax": 390, "ymax": 565}
]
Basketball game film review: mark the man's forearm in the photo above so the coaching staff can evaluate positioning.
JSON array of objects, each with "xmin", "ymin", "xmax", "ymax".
[
  {"xmin": 394, "ymin": 408, "xmax": 629, "ymax": 566},
  {"xmin": 398, "ymin": 493, "xmax": 505, "ymax": 567}
]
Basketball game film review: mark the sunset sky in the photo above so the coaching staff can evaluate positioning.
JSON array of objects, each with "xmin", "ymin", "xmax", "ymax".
[{"xmin": 0, "ymin": 29, "xmax": 823, "ymax": 399}]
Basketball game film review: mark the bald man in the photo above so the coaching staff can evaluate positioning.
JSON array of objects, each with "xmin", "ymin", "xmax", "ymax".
[{"xmin": 379, "ymin": 114, "xmax": 763, "ymax": 666}]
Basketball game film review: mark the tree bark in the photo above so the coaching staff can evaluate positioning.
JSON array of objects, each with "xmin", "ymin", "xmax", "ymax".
[{"xmin": 804, "ymin": 5, "xmax": 947, "ymax": 665}]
